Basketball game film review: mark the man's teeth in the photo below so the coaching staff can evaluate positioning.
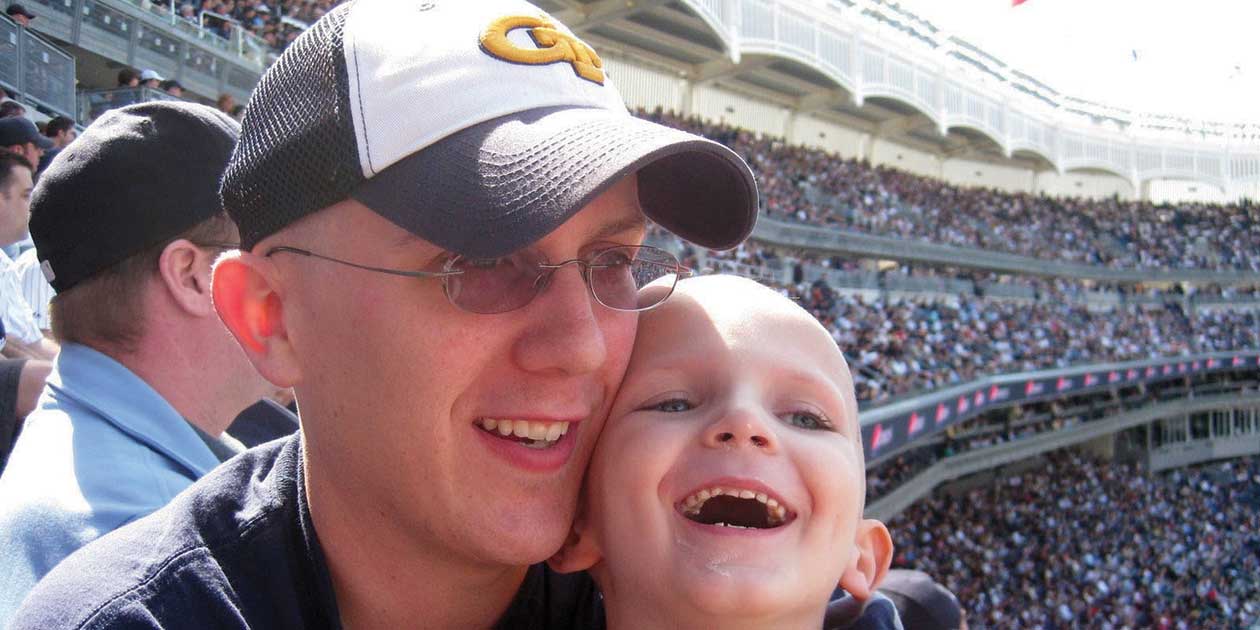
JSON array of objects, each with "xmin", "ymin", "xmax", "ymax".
[
  {"xmin": 477, "ymin": 418, "xmax": 569, "ymax": 447},
  {"xmin": 681, "ymin": 486, "xmax": 790, "ymax": 525}
]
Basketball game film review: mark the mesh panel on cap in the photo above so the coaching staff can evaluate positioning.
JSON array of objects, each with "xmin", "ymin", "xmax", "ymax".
[{"xmin": 221, "ymin": 2, "xmax": 364, "ymax": 248}]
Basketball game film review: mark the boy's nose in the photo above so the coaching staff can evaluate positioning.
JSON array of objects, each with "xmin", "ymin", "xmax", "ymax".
[{"xmin": 703, "ymin": 408, "xmax": 778, "ymax": 452}]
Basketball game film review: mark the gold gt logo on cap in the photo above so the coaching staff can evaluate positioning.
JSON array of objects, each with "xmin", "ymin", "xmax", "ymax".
[{"xmin": 480, "ymin": 15, "xmax": 605, "ymax": 85}]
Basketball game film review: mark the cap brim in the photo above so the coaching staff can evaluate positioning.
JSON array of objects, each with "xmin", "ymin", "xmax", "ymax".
[
  {"xmin": 33, "ymin": 134, "xmax": 52, "ymax": 149},
  {"xmin": 350, "ymin": 107, "xmax": 757, "ymax": 259}
]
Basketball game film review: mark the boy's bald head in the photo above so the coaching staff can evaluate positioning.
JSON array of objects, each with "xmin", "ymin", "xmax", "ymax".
[{"xmin": 640, "ymin": 275, "xmax": 860, "ymax": 442}]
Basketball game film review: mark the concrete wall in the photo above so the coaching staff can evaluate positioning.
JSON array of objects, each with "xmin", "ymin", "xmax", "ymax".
[
  {"xmin": 869, "ymin": 137, "xmax": 941, "ymax": 178},
  {"xmin": 691, "ymin": 83, "xmax": 792, "ymax": 139},
  {"xmin": 1037, "ymin": 170, "xmax": 1136, "ymax": 200},
  {"xmin": 942, "ymin": 158, "xmax": 1035, "ymax": 193},
  {"xmin": 789, "ymin": 114, "xmax": 866, "ymax": 159},
  {"xmin": 1147, "ymin": 179, "xmax": 1230, "ymax": 204}
]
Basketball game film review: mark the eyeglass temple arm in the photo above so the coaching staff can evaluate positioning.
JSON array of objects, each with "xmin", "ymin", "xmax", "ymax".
[{"xmin": 264, "ymin": 246, "xmax": 463, "ymax": 278}]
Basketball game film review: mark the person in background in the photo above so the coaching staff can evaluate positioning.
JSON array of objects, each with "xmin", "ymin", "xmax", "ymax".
[
  {"xmin": 117, "ymin": 67, "xmax": 140, "ymax": 88},
  {"xmin": 36, "ymin": 115, "xmax": 74, "ymax": 173},
  {"xmin": 5, "ymin": 3, "xmax": 34, "ymax": 27},
  {"xmin": 0, "ymin": 101, "xmax": 24, "ymax": 119},
  {"xmin": 160, "ymin": 79, "xmax": 184, "ymax": 98},
  {"xmin": 0, "ymin": 117, "xmax": 49, "ymax": 173},
  {"xmin": 0, "ymin": 151, "xmax": 52, "ymax": 361},
  {"xmin": 138, "ymin": 70, "xmax": 163, "ymax": 90},
  {"xmin": 215, "ymin": 92, "xmax": 235, "ymax": 115},
  {"xmin": 0, "ymin": 102, "xmax": 275, "ymax": 624}
]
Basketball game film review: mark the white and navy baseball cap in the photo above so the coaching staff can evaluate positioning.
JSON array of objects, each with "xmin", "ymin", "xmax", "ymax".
[{"xmin": 221, "ymin": 0, "xmax": 758, "ymax": 257}]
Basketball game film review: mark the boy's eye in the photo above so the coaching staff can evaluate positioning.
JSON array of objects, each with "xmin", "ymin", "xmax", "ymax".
[
  {"xmin": 782, "ymin": 411, "xmax": 833, "ymax": 431},
  {"xmin": 646, "ymin": 398, "xmax": 694, "ymax": 413}
]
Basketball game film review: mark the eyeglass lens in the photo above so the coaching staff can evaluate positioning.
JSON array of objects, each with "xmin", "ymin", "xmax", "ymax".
[{"xmin": 446, "ymin": 246, "xmax": 681, "ymax": 314}]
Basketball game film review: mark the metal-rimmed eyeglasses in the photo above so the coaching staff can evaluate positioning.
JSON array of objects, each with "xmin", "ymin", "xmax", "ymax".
[{"xmin": 264, "ymin": 244, "xmax": 691, "ymax": 314}]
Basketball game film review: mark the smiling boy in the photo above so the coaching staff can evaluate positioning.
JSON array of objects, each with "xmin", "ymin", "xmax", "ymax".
[{"xmin": 551, "ymin": 275, "xmax": 896, "ymax": 629}]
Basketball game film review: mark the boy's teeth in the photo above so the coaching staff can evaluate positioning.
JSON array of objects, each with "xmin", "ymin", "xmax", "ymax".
[
  {"xmin": 679, "ymin": 486, "xmax": 793, "ymax": 527},
  {"xmin": 476, "ymin": 418, "xmax": 571, "ymax": 447}
]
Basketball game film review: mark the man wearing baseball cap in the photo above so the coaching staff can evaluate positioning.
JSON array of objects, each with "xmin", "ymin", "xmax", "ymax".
[
  {"xmin": 0, "ymin": 117, "xmax": 50, "ymax": 179},
  {"xmin": 0, "ymin": 102, "xmax": 275, "ymax": 624},
  {"xmin": 10, "ymin": 2, "xmax": 891, "ymax": 628}
]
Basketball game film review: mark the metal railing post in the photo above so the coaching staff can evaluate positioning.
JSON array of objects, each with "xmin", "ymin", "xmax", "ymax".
[{"xmin": 14, "ymin": 21, "xmax": 23, "ymax": 102}]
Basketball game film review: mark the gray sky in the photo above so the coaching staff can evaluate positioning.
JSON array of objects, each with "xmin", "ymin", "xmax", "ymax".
[{"xmin": 893, "ymin": 0, "xmax": 1259, "ymax": 123}]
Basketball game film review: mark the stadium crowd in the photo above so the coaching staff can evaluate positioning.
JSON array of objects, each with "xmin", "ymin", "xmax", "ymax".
[
  {"xmin": 173, "ymin": 0, "xmax": 331, "ymax": 51},
  {"xmin": 690, "ymin": 245, "xmax": 1260, "ymax": 404},
  {"xmin": 642, "ymin": 109, "xmax": 1260, "ymax": 273},
  {"xmin": 889, "ymin": 452, "xmax": 1260, "ymax": 629}
]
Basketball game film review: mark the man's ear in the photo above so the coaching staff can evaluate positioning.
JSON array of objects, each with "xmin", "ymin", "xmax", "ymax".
[
  {"xmin": 212, "ymin": 250, "xmax": 300, "ymax": 387},
  {"xmin": 546, "ymin": 516, "xmax": 603, "ymax": 575},
  {"xmin": 838, "ymin": 519, "xmax": 894, "ymax": 600},
  {"xmin": 157, "ymin": 239, "xmax": 216, "ymax": 318}
]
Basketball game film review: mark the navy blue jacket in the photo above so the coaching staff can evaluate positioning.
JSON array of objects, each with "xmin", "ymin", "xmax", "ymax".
[{"xmin": 10, "ymin": 433, "xmax": 899, "ymax": 629}]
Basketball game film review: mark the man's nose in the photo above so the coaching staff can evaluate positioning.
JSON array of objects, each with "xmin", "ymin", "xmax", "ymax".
[{"xmin": 511, "ymin": 263, "xmax": 609, "ymax": 376}]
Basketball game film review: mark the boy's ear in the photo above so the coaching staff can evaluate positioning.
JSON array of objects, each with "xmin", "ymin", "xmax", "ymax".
[
  {"xmin": 837, "ymin": 519, "xmax": 894, "ymax": 600},
  {"xmin": 546, "ymin": 517, "xmax": 603, "ymax": 574}
]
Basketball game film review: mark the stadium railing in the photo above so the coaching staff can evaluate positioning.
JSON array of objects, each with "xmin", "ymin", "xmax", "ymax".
[
  {"xmin": 753, "ymin": 214, "xmax": 1260, "ymax": 285},
  {"xmin": 0, "ymin": 13, "xmax": 75, "ymax": 119},
  {"xmin": 858, "ymin": 350, "xmax": 1260, "ymax": 459},
  {"xmin": 21, "ymin": 0, "xmax": 260, "ymax": 108},
  {"xmin": 78, "ymin": 85, "xmax": 179, "ymax": 123}
]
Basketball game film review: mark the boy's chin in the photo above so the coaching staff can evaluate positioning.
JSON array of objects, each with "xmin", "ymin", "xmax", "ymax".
[{"xmin": 669, "ymin": 562, "xmax": 829, "ymax": 623}]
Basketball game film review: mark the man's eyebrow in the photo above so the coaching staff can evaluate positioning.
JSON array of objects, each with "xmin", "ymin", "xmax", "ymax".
[{"xmin": 590, "ymin": 214, "xmax": 648, "ymax": 242}]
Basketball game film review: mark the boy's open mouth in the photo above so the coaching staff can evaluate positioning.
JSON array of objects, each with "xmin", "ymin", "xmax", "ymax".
[
  {"xmin": 475, "ymin": 418, "xmax": 570, "ymax": 449},
  {"xmin": 678, "ymin": 486, "xmax": 794, "ymax": 529}
]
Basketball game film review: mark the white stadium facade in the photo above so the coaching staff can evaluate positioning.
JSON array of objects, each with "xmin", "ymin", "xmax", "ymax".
[{"xmin": 539, "ymin": 0, "xmax": 1260, "ymax": 204}]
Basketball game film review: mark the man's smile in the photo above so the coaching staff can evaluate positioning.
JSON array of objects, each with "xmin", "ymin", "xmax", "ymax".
[{"xmin": 476, "ymin": 418, "xmax": 572, "ymax": 449}]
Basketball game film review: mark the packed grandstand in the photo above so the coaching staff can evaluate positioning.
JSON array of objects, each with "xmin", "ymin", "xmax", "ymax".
[{"xmin": 1, "ymin": 0, "xmax": 1257, "ymax": 628}]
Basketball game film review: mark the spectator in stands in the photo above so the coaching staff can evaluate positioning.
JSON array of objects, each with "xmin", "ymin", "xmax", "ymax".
[
  {"xmin": 6, "ymin": 2, "xmax": 759, "ymax": 628},
  {"xmin": 0, "ymin": 100, "xmax": 24, "ymax": 118},
  {"xmin": 642, "ymin": 109, "xmax": 1260, "ymax": 274},
  {"xmin": 0, "ymin": 151, "xmax": 50, "ymax": 476},
  {"xmin": 890, "ymin": 452, "xmax": 1260, "ymax": 628},
  {"xmin": 0, "ymin": 117, "xmax": 49, "ymax": 173},
  {"xmin": 215, "ymin": 92, "xmax": 235, "ymax": 115},
  {"xmin": 0, "ymin": 355, "xmax": 50, "ymax": 474},
  {"xmin": 138, "ymin": 70, "xmax": 163, "ymax": 89},
  {"xmin": 0, "ymin": 102, "xmax": 274, "ymax": 624},
  {"xmin": 5, "ymin": 3, "xmax": 33, "ymax": 27},
  {"xmin": 36, "ymin": 115, "xmax": 73, "ymax": 173},
  {"xmin": 116, "ymin": 67, "xmax": 140, "ymax": 88},
  {"xmin": 0, "ymin": 152, "xmax": 52, "ymax": 362},
  {"xmin": 160, "ymin": 78, "xmax": 184, "ymax": 98}
]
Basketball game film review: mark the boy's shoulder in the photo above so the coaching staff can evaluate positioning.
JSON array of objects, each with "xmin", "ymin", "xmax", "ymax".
[{"xmin": 826, "ymin": 592, "xmax": 904, "ymax": 630}]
